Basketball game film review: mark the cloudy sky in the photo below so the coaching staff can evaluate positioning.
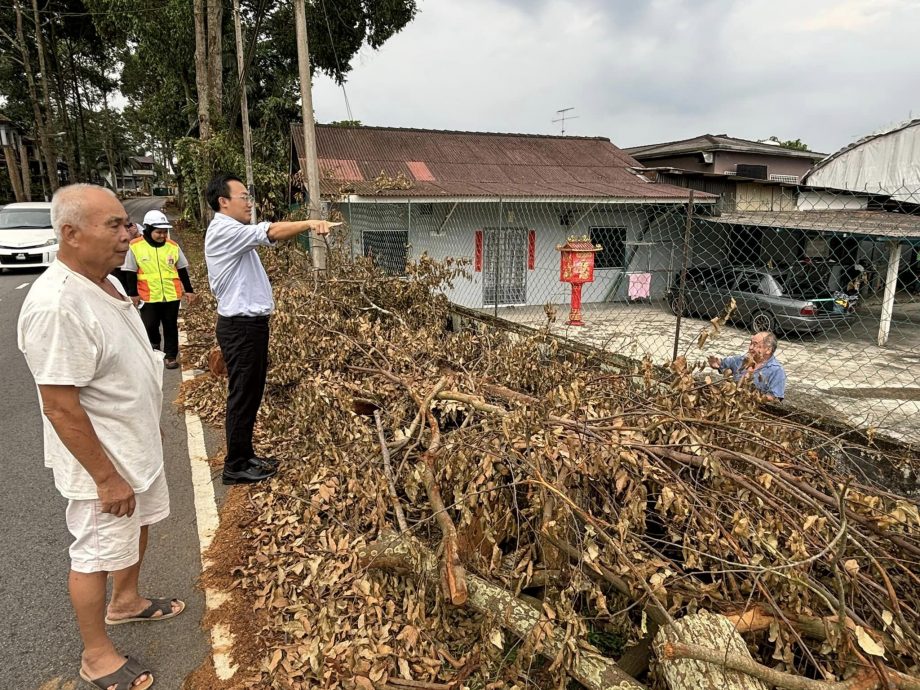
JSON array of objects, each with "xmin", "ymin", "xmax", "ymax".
[{"xmin": 312, "ymin": 0, "xmax": 920, "ymax": 155}]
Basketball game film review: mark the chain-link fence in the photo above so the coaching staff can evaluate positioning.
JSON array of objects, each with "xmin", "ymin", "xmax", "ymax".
[{"xmin": 331, "ymin": 183, "xmax": 920, "ymax": 447}]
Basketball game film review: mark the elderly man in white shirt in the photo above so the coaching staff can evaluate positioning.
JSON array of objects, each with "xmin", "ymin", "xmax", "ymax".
[
  {"xmin": 204, "ymin": 173, "xmax": 338, "ymax": 485},
  {"xmin": 18, "ymin": 184, "xmax": 184, "ymax": 690}
]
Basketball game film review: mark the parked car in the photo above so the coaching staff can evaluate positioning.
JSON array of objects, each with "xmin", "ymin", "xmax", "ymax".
[
  {"xmin": 0, "ymin": 201, "xmax": 57, "ymax": 269},
  {"xmin": 667, "ymin": 265, "xmax": 851, "ymax": 334}
]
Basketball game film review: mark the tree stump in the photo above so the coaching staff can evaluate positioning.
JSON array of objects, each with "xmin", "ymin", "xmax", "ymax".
[{"xmin": 654, "ymin": 611, "xmax": 768, "ymax": 690}]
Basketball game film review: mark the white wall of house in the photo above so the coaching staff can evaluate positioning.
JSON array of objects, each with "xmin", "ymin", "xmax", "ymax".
[{"xmin": 343, "ymin": 200, "xmax": 694, "ymax": 308}]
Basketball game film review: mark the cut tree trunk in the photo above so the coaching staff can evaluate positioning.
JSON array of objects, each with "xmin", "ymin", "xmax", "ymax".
[
  {"xmin": 193, "ymin": 0, "xmax": 211, "ymax": 140},
  {"xmin": 360, "ymin": 532, "xmax": 646, "ymax": 690},
  {"xmin": 654, "ymin": 611, "xmax": 768, "ymax": 690}
]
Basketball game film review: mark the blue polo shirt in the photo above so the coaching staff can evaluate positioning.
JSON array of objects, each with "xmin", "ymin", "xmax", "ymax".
[{"xmin": 720, "ymin": 354, "xmax": 786, "ymax": 400}]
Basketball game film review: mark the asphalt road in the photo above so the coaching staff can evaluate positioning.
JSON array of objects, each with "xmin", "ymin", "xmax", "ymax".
[{"xmin": 0, "ymin": 197, "xmax": 213, "ymax": 689}]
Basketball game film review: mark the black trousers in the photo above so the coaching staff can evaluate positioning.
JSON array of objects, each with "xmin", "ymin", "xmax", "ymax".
[
  {"xmin": 140, "ymin": 300, "xmax": 181, "ymax": 358},
  {"xmin": 216, "ymin": 314, "xmax": 270, "ymax": 473}
]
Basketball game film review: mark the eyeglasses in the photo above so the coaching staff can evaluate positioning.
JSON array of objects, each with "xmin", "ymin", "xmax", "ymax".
[{"xmin": 227, "ymin": 194, "xmax": 253, "ymax": 203}]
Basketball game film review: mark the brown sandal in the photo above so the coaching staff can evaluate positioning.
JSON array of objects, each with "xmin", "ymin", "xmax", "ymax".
[
  {"xmin": 79, "ymin": 656, "xmax": 154, "ymax": 689},
  {"xmin": 105, "ymin": 598, "xmax": 185, "ymax": 625}
]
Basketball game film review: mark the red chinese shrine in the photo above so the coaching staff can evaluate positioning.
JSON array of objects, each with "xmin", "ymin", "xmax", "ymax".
[{"xmin": 556, "ymin": 237, "xmax": 602, "ymax": 326}]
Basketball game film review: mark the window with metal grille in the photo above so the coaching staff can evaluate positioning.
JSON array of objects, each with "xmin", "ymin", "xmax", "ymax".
[
  {"xmin": 769, "ymin": 174, "xmax": 799, "ymax": 183},
  {"xmin": 590, "ymin": 227, "xmax": 627, "ymax": 269},
  {"xmin": 363, "ymin": 230, "xmax": 409, "ymax": 275}
]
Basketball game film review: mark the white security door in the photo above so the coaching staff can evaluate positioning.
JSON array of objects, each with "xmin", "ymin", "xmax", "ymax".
[{"xmin": 483, "ymin": 227, "xmax": 528, "ymax": 306}]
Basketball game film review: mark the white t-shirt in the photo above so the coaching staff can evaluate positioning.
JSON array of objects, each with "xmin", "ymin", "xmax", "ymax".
[{"xmin": 17, "ymin": 260, "xmax": 165, "ymax": 500}]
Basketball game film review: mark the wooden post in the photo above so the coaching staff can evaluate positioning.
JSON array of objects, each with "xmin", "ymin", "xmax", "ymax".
[
  {"xmin": 877, "ymin": 240, "xmax": 902, "ymax": 347},
  {"xmin": 672, "ymin": 189, "xmax": 694, "ymax": 361},
  {"xmin": 293, "ymin": 0, "xmax": 327, "ymax": 271},
  {"xmin": 232, "ymin": 0, "xmax": 256, "ymax": 223}
]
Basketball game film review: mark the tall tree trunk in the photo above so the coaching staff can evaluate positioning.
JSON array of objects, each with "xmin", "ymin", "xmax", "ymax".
[
  {"xmin": 30, "ymin": 0, "xmax": 65, "ymax": 183},
  {"xmin": 68, "ymin": 43, "xmax": 89, "ymax": 176},
  {"xmin": 193, "ymin": 0, "xmax": 211, "ymax": 140},
  {"xmin": 101, "ymin": 92, "xmax": 118, "ymax": 191},
  {"xmin": 49, "ymin": 45, "xmax": 78, "ymax": 184},
  {"xmin": 18, "ymin": 140, "xmax": 32, "ymax": 200},
  {"xmin": 181, "ymin": 75, "xmax": 199, "ymax": 129},
  {"xmin": 3, "ymin": 147, "xmax": 26, "ymax": 202},
  {"xmin": 206, "ymin": 0, "xmax": 223, "ymax": 126},
  {"xmin": 67, "ymin": 41, "xmax": 88, "ymax": 182},
  {"xmin": 193, "ymin": 0, "xmax": 213, "ymax": 224},
  {"xmin": 14, "ymin": 0, "xmax": 57, "ymax": 192}
]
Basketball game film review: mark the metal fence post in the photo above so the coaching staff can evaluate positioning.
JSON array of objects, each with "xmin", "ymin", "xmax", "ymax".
[
  {"xmin": 495, "ymin": 199, "xmax": 503, "ymax": 318},
  {"xmin": 672, "ymin": 190, "xmax": 694, "ymax": 361}
]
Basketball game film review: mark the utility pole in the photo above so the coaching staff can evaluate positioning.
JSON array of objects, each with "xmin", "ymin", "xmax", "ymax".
[
  {"xmin": 233, "ymin": 0, "xmax": 256, "ymax": 223},
  {"xmin": 552, "ymin": 107, "xmax": 579, "ymax": 136},
  {"xmin": 293, "ymin": 0, "xmax": 326, "ymax": 270}
]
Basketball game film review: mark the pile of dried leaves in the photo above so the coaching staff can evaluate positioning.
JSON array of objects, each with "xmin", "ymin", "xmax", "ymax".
[{"xmin": 179, "ymin": 229, "xmax": 919, "ymax": 690}]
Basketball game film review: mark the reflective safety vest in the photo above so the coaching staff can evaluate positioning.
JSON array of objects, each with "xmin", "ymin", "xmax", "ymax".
[{"xmin": 130, "ymin": 237, "xmax": 184, "ymax": 302}]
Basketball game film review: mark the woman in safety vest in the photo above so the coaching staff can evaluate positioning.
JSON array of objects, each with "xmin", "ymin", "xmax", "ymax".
[{"xmin": 123, "ymin": 210, "xmax": 197, "ymax": 369}]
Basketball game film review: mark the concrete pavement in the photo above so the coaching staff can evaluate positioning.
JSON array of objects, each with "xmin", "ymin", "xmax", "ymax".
[
  {"xmin": 497, "ymin": 301, "xmax": 920, "ymax": 446},
  {"xmin": 0, "ymin": 196, "xmax": 214, "ymax": 689}
]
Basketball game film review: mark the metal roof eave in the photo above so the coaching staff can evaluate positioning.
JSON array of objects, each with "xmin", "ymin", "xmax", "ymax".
[{"xmin": 708, "ymin": 214, "xmax": 920, "ymax": 243}]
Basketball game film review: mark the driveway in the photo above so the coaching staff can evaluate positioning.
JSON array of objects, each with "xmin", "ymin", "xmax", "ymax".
[{"xmin": 496, "ymin": 299, "xmax": 920, "ymax": 446}]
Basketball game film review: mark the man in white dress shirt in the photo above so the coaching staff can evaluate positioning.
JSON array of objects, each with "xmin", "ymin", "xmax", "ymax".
[{"xmin": 204, "ymin": 173, "xmax": 337, "ymax": 485}]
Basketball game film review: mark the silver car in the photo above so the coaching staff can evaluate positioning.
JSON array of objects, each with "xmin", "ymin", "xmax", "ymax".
[
  {"xmin": 0, "ymin": 202, "xmax": 57, "ymax": 269},
  {"xmin": 668, "ymin": 266, "xmax": 851, "ymax": 333}
]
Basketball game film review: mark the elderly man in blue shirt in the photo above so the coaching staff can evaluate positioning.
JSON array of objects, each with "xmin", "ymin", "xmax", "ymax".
[
  {"xmin": 204, "ymin": 173, "xmax": 339, "ymax": 485},
  {"xmin": 707, "ymin": 331, "xmax": 787, "ymax": 401}
]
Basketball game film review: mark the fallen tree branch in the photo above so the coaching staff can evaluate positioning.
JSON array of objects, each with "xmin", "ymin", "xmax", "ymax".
[
  {"xmin": 374, "ymin": 410, "xmax": 408, "ymax": 532},
  {"xmin": 659, "ymin": 639, "xmax": 920, "ymax": 690},
  {"xmin": 359, "ymin": 532, "xmax": 646, "ymax": 690},
  {"xmin": 647, "ymin": 444, "xmax": 920, "ymax": 561},
  {"xmin": 540, "ymin": 530, "xmax": 671, "ymax": 628},
  {"xmin": 392, "ymin": 376, "xmax": 449, "ymax": 453},
  {"xmin": 420, "ymin": 409, "xmax": 468, "ymax": 606}
]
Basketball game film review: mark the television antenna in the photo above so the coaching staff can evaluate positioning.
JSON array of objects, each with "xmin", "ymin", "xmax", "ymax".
[{"xmin": 553, "ymin": 107, "xmax": 579, "ymax": 135}]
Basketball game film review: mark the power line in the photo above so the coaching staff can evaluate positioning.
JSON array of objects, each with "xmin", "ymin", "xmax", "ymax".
[{"xmin": 318, "ymin": 0, "xmax": 354, "ymax": 122}]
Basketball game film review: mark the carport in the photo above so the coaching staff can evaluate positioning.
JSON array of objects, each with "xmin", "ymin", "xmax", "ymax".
[{"xmin": 708, "ymin": 210, "xmax": 920, "ymax": 346}]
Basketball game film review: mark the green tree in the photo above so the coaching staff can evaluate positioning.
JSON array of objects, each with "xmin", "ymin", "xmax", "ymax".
[{"xmin": 768, "ymin": 136, "xmax": 809, "ymax": 152}]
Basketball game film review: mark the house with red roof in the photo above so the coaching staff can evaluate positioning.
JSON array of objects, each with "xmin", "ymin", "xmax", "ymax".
[{"xmin": 291, "ymin": 124, "xmax": 712, "ymax": 309}]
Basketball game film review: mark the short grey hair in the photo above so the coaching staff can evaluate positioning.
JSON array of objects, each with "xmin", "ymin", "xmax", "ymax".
[
  {"xmin": 50, "ymin": 183, "xmax": 118, "ymax": 240},
  {"xmin": 758, "ymin": 331, "xmax": 778, "ymax": 355}
]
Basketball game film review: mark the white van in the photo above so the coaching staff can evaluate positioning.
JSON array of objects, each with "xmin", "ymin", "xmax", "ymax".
[{"xmin": 0, "ymin": 202, "xmax": 57, "ymax": 269}]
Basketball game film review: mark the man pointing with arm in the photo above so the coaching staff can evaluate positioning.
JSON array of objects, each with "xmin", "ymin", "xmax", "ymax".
[{"xmin": 204, "ymin": 173, "xmax": 338, "ymax": 485}]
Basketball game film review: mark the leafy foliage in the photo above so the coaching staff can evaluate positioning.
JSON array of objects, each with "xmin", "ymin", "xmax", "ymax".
[
  {"xmin": 768, "ymin": 136, "xmax": 810, "ymax": 151},
  {"xmin": 179, "ymin": 222, "xmax": 920, "ymax": 689}
]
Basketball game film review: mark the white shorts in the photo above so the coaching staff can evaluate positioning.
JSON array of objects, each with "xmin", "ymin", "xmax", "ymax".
[{"xmin": 65, "ymin": 470, "xmax": 170, "ymax": 574}]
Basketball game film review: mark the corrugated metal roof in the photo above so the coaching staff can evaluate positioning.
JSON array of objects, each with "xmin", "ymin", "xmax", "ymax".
[
  {"xmin": 292, "ymin": 124, "xmax": 709, "ymax": 201},
  {"xmin": 624, "ymin": 134, "xmax": 826, "ymax": 161},
  {"xmin": 714, "ymin": 210, "xmax": 920, "ymax": 240},
  {"xmin": 802, "ymin": 118, "xmax": 920, "ymax": 187}
]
